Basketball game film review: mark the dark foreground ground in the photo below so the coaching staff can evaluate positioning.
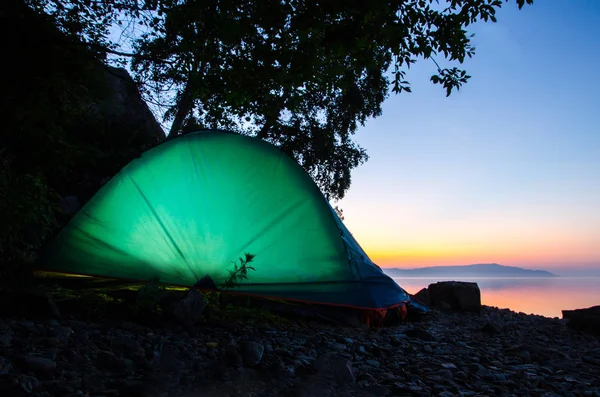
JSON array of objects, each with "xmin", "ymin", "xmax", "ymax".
[{"xmin": 0, "ymin": 277, "xmax": 599, "ymax": 397}]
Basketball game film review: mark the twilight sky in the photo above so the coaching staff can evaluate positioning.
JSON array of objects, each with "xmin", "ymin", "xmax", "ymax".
[{"xmin": 338, "ymin": 0, "xmax": 600, "ymax": 270}]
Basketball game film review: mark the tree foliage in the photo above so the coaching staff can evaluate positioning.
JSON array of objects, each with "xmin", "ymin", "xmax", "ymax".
[{"xmin": 26, "ymin": 0, "xmax": 533, "ymax": 200}]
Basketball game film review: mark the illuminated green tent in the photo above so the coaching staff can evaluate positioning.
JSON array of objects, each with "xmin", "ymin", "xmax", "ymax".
[{"xmin": 39, "ymin": 130, "xmax": 409, "ymax": 309}]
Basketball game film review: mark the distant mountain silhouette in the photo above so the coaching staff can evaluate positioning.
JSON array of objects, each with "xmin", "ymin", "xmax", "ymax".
[{"xmin": 384, "ymin": 263, "xmax": 557, "ymax": 277}]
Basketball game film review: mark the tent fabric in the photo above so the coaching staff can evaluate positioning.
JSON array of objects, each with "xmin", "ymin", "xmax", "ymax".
[{"xmin": 39, "ymin": 130, "xmax": 410, "ymax": 309}]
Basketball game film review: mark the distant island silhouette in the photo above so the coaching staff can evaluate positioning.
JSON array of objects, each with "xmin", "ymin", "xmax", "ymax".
[{"xmin": 383, "ymin": 263, "xmax": 557, "ymax": 277}]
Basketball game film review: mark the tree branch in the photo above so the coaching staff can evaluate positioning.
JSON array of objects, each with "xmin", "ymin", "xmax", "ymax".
[
  {"xmin": 256, "ymin": 92, "xmax": 289, "ymax": 139},
  {"xmin": 76, "ymin": 41, "xmax": 174, "ymax": 65}
]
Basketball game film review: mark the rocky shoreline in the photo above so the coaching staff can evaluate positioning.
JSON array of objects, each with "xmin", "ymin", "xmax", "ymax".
[{"xmin": 1, "ymin": 298, "xmax": 600, "ymax": 397}]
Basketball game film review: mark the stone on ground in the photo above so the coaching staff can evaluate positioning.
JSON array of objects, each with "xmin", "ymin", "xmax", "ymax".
[{"xmin": 427, "ymin": 281, "xmax": 482, "ymax": 312}]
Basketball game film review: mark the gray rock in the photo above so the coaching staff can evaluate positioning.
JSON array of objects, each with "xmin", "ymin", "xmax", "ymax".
[
  {"xmin": 366, "ymin": 384, "xmax": 392, "ymax": 396},
  {"xmin": 328, "ymin": 342, "xmax": 347, "ymax": 351},
  {"xmin": 110, "ymin": 335, "xmax": 141, "ymax": 356},
  {"xmin": 414, "ymin": 288, "xmax": 430, "ymax": 305},
  {"xmin": 313, "ymin": 355, "xmax": 355, "ymax": 385},
  {"xmin": 224, "ymin": 348, "xmax": 243, "ymax": 368},
  {"xmin": 82, "ymin": 374, "xmax": 105, "ymax": 392},
  {"xmin": 22, "ymin": 356, "xmax": 57, "ymax": 373},
  {"xmin": 0, "ymin": 358, "xmax": 14, "ymax": 377},
  {"xmin": 562, "ymin": 306, "xmax": 600, "ymax": 335},
  {"xmin": 51, "ymin": 326, "xmax": 73, "ymax": 344},
  {"xmin": 365, "ymin": 359, "xmax": 381, "ymax": 367},
  {"xmin": 17, "ymin": 375, "xmax": 40, "ymax": 393},
  {"xmin": 241, "ymin": 341, "xmax": 264, "ymax": 367},
  {"xmin": 159, "ymin": 344, "xmax": 180, "ymax": 372},
  {"xmin": 475, "ymin": 365, "xmax": 491, "ymax": 377},
  {"xmin": 437, "ymin": 369, "xmax": 454, "ymax": 379},
  {"xmin": 97, "ymin": 66, "xmax": 166, "ymax": 144},
  {"xmin": 165, "ymin": 289, "xmax": 207, "ymax": 326},
  {"xmin": 113, "ymin": 357, "xmax": 135, "ymax": 374},
  {"xmin": 194, "ymin": 275, "xmax": 218, "ymax": 290},
  {"xmin": 403, "ymin": 328, "xmax": 435, "ymax": 341},
  {"xmin": 0, "ymin": 334, "xmax": 12, "ymax": 347},
  {"xmin": 427, "ymin": 281, "xmax": 481, "ymax": 312},
  {"xmin": 490, "ymin": 373, "xmax": 507, "ymax": 382},
  {"xmin": 482, "ymin": 319, "xmax": 503, "ymax": 333}
]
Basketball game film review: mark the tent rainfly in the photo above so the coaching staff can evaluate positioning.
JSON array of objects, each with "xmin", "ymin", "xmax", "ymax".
[{"xmin": 39, "ymin": 130, "xmax": 410, "ymax": 311}]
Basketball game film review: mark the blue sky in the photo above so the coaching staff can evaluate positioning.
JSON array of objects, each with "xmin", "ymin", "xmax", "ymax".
[{"xmin": 339, "ymin": 0, "xmax": 600, "ymax": 271}]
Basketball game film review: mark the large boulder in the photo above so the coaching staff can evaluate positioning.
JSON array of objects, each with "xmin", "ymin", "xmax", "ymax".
[
  {"xmin": 59, "ymin": 64, "xmax": 166, "ymax": 200},
  {"xmin": 427, "ymin": 281, "xmax": 481, "ymax": 312},
  {"xmin": 562, "ymin": 306, "xmax": 600, "ymax": 335},
  {"xmin": 3, "ymin": 0, "xmax": 165, "ymax": 200},
  {"xmin": 89, "ymin": 66, "xmax": 166, "ymax": 146},
  {"xmin": 413, "ymin": 287, "xmax": 430, "ymax": 305}
]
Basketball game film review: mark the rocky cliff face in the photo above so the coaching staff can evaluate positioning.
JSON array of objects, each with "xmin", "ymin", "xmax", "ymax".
[
  {"xmin": 88, "ymin": 66, "xmax": 166, "ymax": 147},
  {"xmin": 1, "ymin": 0, "xmax": 165, "ymax": 200}
]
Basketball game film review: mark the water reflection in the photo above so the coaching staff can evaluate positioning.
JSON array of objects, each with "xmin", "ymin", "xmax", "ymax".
[{"xmin": 392, "ymin": 277, "xmax": 600, "ymax": 318}]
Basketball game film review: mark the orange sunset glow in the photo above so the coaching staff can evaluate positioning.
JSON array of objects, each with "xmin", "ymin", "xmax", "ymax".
[{"xmin": 339, "ymin": 200, "xmax": 600, "ymax": 270}]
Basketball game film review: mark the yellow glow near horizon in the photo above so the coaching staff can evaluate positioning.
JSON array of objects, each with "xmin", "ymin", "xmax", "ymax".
[
  {"xmin": 338, "ymin": 197, "xmax": 600, "ymax": 269},
  {"xmin": 359, "ymin": 229, "xmax": 600, "ymax": 268},
  {"xmin": 360, "ymin": 237, "xmax": 600, "ymax": 268}
]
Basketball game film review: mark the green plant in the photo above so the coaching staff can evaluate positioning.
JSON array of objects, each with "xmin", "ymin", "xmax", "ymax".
[
  {"xmin": 203, "ymin": 290, "xmax": 221, "ymax": 309},
  {"xmin": 221, "ymin": 253, "xmax": 256, "ymax": 289},
  {"xmin": 201, "ymin": 253, "xmax": 257, "ymax": 317},
  {"xmin": 0, "ymin": 151, "xmax": 62, "ymax": 289}
]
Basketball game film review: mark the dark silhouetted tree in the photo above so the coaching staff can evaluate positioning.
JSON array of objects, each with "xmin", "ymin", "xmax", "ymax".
[{"xmin": 26, "ymin": 0, "xmax": 533, "ymax": 200}]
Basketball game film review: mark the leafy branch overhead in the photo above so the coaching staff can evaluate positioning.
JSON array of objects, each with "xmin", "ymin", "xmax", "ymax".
[{"xmin": 27, "ymin": 0, "xmax": 533, "ymax": 200}]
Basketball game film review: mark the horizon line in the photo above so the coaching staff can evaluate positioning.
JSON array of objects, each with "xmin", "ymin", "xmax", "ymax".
[{"xmin": 378, "ymin": 263, "xmax": 600, "ymax": 271}]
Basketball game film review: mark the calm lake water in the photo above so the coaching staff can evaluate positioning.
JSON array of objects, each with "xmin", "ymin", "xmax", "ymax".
[{"xmin": 392, "ymin": 277, "xmax": 600, "ymax": 318}]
